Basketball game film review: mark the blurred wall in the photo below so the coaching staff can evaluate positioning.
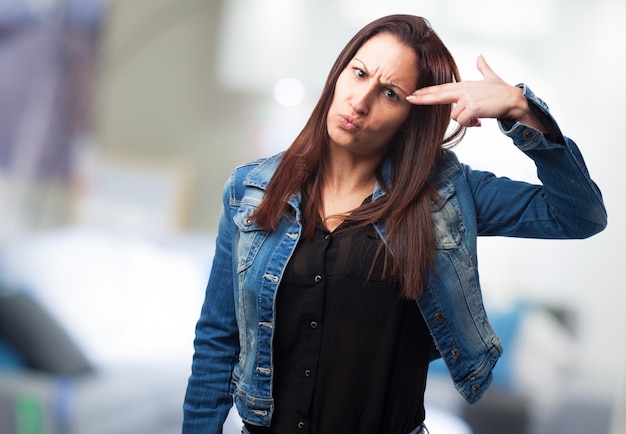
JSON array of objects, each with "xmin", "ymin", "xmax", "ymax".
[{"xmin": 95, "ymin": 0, "xmax": 257, "ymax": 231}]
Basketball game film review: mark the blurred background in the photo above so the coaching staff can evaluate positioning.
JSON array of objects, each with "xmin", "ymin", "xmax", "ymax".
[{"xmin": 0, "ymin": 0, "xmax": 624, "ymax": 433}]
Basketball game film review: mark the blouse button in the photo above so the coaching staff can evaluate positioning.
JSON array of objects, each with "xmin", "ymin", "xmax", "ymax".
[
  {"xmin": 310, "ymin": 321, "xmax": 318, "ymax": 329},
  {"xmin": 314, "ymin": 275, "xmax": 322, "ymax": 283}
]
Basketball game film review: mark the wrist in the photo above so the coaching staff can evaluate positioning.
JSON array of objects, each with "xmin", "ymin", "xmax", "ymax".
[{"xmin": 507, "ymin": 87, "xmax": 549, "ymax": 133}]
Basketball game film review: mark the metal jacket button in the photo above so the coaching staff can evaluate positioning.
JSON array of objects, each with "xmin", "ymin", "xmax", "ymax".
[{"xmin": 522, "ymin": 129, "xmax": 534, "ymax": 140}]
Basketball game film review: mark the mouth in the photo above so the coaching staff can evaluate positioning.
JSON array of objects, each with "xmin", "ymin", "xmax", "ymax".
[{"xmin": 339, "ymin": 115, "xmax": 361, "ymax": 132}]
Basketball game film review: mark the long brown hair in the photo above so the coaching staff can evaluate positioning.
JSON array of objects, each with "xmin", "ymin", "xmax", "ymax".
[{"xmin": 253, "ymin": 15, "xmax": 464, "ymax": 299}]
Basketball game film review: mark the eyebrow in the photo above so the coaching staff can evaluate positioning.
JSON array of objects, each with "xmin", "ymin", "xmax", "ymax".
[{"xmin": 353, "ymin": 57, "xmax": 411, "ymax": 98}]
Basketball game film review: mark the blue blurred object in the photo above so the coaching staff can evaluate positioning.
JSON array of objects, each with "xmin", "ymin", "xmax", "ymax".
[
  {"xmin": 0, "ymin": 291, "xmax": 93, "ymax": 375},
  {"xmin": 0, "ymin": 337, "xmax": 25, "ymax": 371}
]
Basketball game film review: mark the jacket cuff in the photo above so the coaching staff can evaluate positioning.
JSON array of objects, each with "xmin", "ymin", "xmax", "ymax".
[{"xmin": 498, "ymin": 83, "xmax": 566, "ymax": 146}]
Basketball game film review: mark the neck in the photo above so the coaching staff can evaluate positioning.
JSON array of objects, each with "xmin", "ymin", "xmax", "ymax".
[
  {"xmin": 324, "ymin": 149, "xmax": 382, "ymax": 194},
  {"xmin": 320, "ymin": 154, "xmax": 379, "ymax": 231}
]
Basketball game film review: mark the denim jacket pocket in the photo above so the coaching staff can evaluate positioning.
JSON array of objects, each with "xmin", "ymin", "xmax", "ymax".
[
  {"xmin": 430, "ymin": 181, "xmax": 464, "ymax": 249},
  {"xmin": 233, "ymin": 205, "xmax": 269, "ymax": 273}
]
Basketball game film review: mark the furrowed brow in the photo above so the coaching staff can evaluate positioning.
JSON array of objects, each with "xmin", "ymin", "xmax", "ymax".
[{"xmin": 353, "ymin": 57, "xmax": 410, "ymax": 97}]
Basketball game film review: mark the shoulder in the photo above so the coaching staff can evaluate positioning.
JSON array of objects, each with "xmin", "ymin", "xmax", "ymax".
[
  {"xmin": 227, "ymin": 152, "xmax": 283, "ymax": 201},
  {"xmin": 232, "ymin": 152, "xmax": 282, "ymax": 181},
  {"xmin": 428, "ymin": 150, "xmax": 464, "ymax": 186}
]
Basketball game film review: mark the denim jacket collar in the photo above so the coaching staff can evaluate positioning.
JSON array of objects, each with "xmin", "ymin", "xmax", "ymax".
[{"xmin": 239, "ymin": 151, "xmax": 460, "ymax": 204}]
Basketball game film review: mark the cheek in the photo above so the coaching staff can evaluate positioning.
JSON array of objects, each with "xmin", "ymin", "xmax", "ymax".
[
  {"xmin": 377, "ymin": 110, "xmax": 410, "ymax": 135},
  {"xmin": 394, "ymin": 107, "xmax": 412, "ymax": 129}
]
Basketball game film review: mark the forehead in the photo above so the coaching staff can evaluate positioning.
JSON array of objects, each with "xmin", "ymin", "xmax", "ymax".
[{"xmin": 352, "ymin": 33, "xmax": 419, "ymax": 85}]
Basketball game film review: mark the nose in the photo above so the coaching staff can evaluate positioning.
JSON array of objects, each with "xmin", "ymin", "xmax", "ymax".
[{"xmin": 350, "ymin": 84, "xmax": 375, "ymax": 116}]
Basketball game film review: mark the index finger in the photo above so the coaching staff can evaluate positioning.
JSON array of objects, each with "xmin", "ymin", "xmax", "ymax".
[{"xmin": 405, "ymin": 82, "xmax": 461, "ymax": 105}]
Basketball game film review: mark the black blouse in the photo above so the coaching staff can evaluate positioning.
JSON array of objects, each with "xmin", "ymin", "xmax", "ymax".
[{"xmin": 245, "ymin": 219, "xmax": 432, "ymax": 434}]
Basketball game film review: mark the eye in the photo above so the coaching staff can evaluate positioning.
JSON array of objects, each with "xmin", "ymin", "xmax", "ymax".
[
  {"xmin": 383, "ymin": 88, "xmax": 399, "ymax": 101},
  {"xmin": 354, "ymin": 68, "xmax": 367, "ymax": 79}
]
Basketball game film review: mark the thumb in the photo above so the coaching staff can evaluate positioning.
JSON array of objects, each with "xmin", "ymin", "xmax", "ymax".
[{"xmin": 476, "ymin": 54, "xmax": 499, "ymax": 80}]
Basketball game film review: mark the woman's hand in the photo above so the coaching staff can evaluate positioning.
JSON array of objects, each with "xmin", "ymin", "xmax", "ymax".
[{"xmin": 406, "ymin": 55, "xmax": 547, "ymax": 132}]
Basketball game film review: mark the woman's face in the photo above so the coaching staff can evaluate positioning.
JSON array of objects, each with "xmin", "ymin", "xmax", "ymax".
[{"xmin": 326, "ymin": 33, "xmax": 418, "ymax": 159}]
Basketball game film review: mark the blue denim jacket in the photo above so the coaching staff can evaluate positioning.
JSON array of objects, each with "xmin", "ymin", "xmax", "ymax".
[{"xmin": 183, "ymin": 86, "xmax": 607, "ymax": 433}]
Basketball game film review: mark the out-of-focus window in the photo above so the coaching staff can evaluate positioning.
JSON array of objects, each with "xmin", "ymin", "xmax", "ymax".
[{"xmin": 0, "ymin": 0, "xmax": 104, "ymax": 182}]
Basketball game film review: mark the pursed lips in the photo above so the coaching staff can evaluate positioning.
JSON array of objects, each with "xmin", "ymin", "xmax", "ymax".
[{"xmin": 339, "ymin": 115, "xmax": 361, "ymax": 132}]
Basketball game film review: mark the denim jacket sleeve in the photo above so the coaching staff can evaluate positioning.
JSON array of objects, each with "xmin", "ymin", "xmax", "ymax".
[
  {"xmin": 183, "ymin": 174, "xmax": 240, "ymax": 433},
  {"xmin": 467, "ymin": 84, "xmax": 607, "ymax": 238}
]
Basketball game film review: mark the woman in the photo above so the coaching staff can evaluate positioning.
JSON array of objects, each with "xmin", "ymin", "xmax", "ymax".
[{"xmin": 183, "ymin": 14, "xmax": 606, "ymax": 434}]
